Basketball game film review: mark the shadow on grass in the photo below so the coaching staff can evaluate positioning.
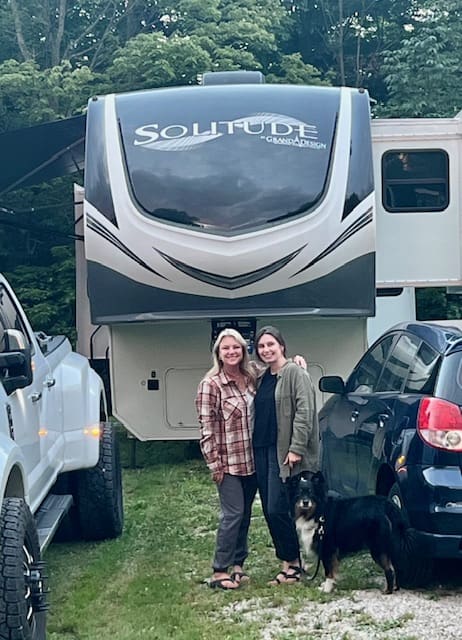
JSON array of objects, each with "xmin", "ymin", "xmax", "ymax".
[{"xmin": 115, "ymin": 423, "xmax": 202, "ymax": 468}]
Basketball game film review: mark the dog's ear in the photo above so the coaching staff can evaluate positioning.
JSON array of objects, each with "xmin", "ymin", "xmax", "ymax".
[
  {"xmin": 312, "ymin": 471, "xmax": 325, "ymax": 485},
  {"xmin": 312, "ymin": 471, "xmax": 327, "ymax": 500}
]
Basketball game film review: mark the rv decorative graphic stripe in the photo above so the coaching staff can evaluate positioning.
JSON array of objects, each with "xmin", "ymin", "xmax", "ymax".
[
  {"xmin": 86, "ymin": 214, "xmax": 170, "ymax": 281},
  {"xmin": 292, "ymin": 207, "xmax": 373, "ymax": 277},
  {"xmin": 156, "ymin": 246, "xmax": 306, "ymax": 290}
]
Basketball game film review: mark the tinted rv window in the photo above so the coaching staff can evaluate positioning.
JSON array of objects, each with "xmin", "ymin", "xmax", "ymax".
[
  {"xmin": 116, "ymin": 85, "xmax": 339, "ymax": 234},
  {"xmin": 382, "ymin": 150, "xmax": 449, "ymax": 212}
]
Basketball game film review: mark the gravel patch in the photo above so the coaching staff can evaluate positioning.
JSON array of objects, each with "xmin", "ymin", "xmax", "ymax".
[{"xmin": 221, "ymin": 589, "xmax": 462, "ymax": 639}]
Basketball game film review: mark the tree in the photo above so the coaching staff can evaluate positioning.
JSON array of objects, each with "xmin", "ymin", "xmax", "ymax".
[
  {"xmin": 148, "ymin": 0, "xmax": 324, "ymax": 82},
  {"xmin": 287, "ymin": 0, "xmax": 414, "ymax": 99},
  {"xmin": 2, "ymin": 0, "xmax": 165, "ymax": 70},
  {"xmin": 0, "ymin": 59, "xmax": 104, "ymax": 132},
  {"xmin": 108, "ymin": 33, "xmax": 212, "ymax": 91},
  {"xmin": 378, "ymin": 2, "xmax": 462, "ymax": 117},
  {"xmin": 108, "ymin": 0, "xmax": 325, "ymax": 89},
  {"xmin": 266, "ymin": 52, "xmax": 331, "ymax": 84},
  {"xmin": 5, "ymin": 245, "xmax": 77, "ymax": 342}
]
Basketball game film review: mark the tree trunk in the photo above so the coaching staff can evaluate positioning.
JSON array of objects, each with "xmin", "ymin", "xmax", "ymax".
[
  {"xmin": 9, "ymin": 0, "xmax": 33, "ymax": 61},
  {"xmin": 338, "ymin": 0, "xmax": 345, "ymax": 85},
  {"xmin": 51, "ymin": 0, "xmax": 68, "ymax": 67}
]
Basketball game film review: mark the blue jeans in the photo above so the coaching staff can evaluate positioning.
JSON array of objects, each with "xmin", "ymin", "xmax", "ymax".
[
  {"xmin": 213, "ymin": 473, "xmax": 257, "ymax": 572},
  {"xmin": 254, "ymin": 445, "xmax": 300, "ymax": 562}
]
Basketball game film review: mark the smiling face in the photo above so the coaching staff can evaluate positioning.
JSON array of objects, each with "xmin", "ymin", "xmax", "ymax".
[
  {"xmin": 218, "ymin": 336, "xmax": 244, "ymax": 368},
  {"xmin": 256, "ymin": 332, "xmax": 285, "ymax": 366}
]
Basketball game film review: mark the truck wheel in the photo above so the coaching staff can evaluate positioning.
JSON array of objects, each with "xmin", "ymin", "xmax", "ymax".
[
  {"xmin": 77, "ymin": 421, "xmax": 124, "ymax": 541},
  {"xmin": 388, "ymin": 483, "xmax": 433, "ymax": 588},
  {"xmin": 0, "ymin": 498, "xmax": 47, "ymax": 640}
]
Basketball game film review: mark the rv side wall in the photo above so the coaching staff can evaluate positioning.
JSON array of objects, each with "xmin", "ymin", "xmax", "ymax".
[
  {"xmin": 372, "ymin": 116, "xmax": 462, "ymax": 287},
  {"xmin": 109, "ymin": 317, "xmax": 367, "ymax": 441}
]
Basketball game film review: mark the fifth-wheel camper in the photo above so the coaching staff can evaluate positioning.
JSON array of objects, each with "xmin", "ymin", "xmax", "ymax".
[{"xmin": 76, "ymin": 72, "xmax": 462, "ymax": 441}]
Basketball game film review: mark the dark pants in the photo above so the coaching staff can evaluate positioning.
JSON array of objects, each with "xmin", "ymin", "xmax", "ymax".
[
  {"xmin": 254, "ymin": 445, "xmax": 300, "ymax": 562},
  {"xmin": 213, "ymin": 473, "xmax": 257, "ymax": 572}
]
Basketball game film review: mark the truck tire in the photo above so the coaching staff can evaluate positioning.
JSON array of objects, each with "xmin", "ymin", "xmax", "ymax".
[
  {"xmin": 77, "ymin": 421, "xmax": 124, "ymax": 541},
  {"xmin": 0, "ymin": 498, "xmax": 47, "ymax": 640},
  {"xmin": 388, "ymin": 483, "xmax": 434, "ymax": 588}
]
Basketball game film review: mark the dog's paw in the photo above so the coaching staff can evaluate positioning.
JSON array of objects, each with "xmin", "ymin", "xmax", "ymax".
[{"xmin": 319, "ymin": 578, "xmax": 335, "ymax": 593}]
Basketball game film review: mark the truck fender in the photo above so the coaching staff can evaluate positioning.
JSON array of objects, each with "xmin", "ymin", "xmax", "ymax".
[
  {"xmin": 0, "ymin": 434, "xmax": 28, "ymax": 506},
  {"xmin": 57, "ymin": 352, "xmax": 106, "ymax": 472}
]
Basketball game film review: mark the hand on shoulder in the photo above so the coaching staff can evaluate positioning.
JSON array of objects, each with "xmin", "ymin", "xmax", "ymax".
[{"xmin": 293, "ymin": 355, "xmax": 307, "ymax": 369}]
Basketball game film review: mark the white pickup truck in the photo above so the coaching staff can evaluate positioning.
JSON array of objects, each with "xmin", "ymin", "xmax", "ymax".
[{"xmin": 0, "ymin": 274, "xmax": 123, "ymax": 640}]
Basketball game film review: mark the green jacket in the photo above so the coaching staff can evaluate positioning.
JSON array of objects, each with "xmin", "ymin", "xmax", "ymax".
[{"xmin": 258, "ymin": 361, "xmax": 320, "ymax": 481}]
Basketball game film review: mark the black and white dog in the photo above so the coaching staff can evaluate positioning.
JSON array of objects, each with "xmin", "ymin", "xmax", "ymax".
[{"xmin": 294, "ymin": 471, "xmax": 409, "ymax": 594}]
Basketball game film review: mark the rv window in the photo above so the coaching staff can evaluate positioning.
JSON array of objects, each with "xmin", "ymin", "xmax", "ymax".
[
  {"xmin": 115, "ymin": 86, "xmax": 340, "ymax": 233},
  {"xmin": 382, "ymin": 150, "xmax": 449, "ymax": 212}
]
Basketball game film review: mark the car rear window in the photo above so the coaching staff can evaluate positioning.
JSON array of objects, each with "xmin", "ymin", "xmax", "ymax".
[{"xmin": 435, "ymin": 351, "xmax": 462, "ymax": 405}]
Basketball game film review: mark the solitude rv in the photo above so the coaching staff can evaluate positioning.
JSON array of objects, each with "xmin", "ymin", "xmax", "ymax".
[{"xmin": 77, "ymin": 73, "xmax": 462, "ymax": 440}]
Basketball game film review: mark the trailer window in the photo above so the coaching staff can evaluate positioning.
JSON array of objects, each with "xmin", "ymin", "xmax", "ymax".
[{"xmin": 382, "ymin": 150, "xmax": 449, "ymax": 212}]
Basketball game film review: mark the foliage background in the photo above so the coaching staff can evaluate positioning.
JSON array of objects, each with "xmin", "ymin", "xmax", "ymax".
[{"xmin": 1, "ymin": 0, "xmax": 462, "ymax": 334}]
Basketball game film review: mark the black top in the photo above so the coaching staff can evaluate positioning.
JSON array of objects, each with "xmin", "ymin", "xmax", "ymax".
[{"xmin": 253, "ymin": 368, "xmax": 278, "ymax": 448}]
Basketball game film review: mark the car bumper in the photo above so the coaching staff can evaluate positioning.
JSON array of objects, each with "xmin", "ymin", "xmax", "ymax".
[
  {"xmin": 400, "ymin": 465, "xmax": 462, "ymax": 557},
  {"xmin": 413, "ymin": 530, "xmax": 462, "ymax": 559}
]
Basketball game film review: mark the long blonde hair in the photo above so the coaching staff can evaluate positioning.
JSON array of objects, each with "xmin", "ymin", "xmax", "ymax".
[{"xmin": 204, "ymin": 328, "xmax": 256, "ymax": 387}]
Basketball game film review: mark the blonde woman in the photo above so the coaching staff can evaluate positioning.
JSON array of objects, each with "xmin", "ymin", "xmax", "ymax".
[{"xmin": 195, "ymin": 329, "xmax": 258, "ymax": 590}]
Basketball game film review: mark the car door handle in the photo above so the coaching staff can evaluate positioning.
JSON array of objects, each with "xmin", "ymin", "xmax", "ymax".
[
  {"xmin": 30, "ymin": 392, "xmax": 42, "ymax": 402},
  {"xmin": 44, "ymin": 377, "xmax": 56, "ymax": 388},
  {"xmin": 378, "ymin": 413, "xmax": 390, "ymax": 428},
  {"xmin": 351, "ymin": 410, "xmax": 360, "ymax": 422}
]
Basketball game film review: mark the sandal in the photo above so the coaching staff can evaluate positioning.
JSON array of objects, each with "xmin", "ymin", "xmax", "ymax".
[
  {"xmin": 230, "ymin": 571, "xmax": 250, "ymax": 584},
  {"xmin": 209, "ymin": 577, "xmax": 238, "ymax": 590},
  {"xmin": 268, "ymin": 565, "xmax": 303, "ymax": 585}
]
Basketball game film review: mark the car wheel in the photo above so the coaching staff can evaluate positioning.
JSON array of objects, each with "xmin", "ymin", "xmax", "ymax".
[
  {"xmin": 77, "ymin": 421, "xmax": 124, "ymax": 541},
  {"xmin": 388, "ymin": 483, "xmax": 434, "ymax": 588},
  {"xmin": 0, "ymin": 498, "xmax": 47, "ymax": 640}
]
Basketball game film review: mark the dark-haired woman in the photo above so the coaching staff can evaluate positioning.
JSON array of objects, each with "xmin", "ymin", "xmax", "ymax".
[{"xmin": 253, "ymin": 326, "xmax": 319, "ymax": 585}]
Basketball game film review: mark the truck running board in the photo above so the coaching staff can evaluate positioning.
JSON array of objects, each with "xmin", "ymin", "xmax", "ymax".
[{"xmin": 35, "ymin": 493, "xmax": 73, "ymax": 552}]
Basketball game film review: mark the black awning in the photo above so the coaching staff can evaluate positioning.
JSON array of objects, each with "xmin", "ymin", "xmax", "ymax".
[{"xmin": 0, "ymin": 114, "xmax": 86, "ymax": 195}]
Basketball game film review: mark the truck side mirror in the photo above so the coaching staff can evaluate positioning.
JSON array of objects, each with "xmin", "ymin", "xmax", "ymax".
[
  {"xmin": 5, "ymin": 328, "xmax": 28, "ymax": 350},
  {"xmin": 319, "ymin": 375, "xmax": 345, "ymax": 395},
  {"xmin": 0, "ymin": 330, "xmax": 33, "ymax": 394}
]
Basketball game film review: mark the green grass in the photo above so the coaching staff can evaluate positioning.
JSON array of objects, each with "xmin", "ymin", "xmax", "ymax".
[{"xmin": 42, "ymin": 437, "xmax": 449, "ymax": 640}]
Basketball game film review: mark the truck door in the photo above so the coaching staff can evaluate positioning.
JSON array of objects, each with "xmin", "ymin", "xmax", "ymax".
[
  {"xmin": 0, "ymin": 285, "xmax": 59, "ymax": 509},
  {"xmin": 33, "ymin": 338, "xmax": 64, "ymax": 492}
]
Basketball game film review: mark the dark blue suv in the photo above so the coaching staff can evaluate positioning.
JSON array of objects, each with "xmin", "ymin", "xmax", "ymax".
[{"xmin": 319, "ymin": 321, "xmax": 462, "ymax": 586}]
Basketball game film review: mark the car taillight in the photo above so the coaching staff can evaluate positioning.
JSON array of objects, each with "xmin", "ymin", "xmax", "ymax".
[{"xmin": 417, "ymin": 397, "xmax": 462, "ymax": 451}]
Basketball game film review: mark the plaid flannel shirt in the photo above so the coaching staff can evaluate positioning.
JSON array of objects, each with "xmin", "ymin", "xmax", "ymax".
[{"xmin": 195, "ymin": 370, "xmax": 255, "ymax": 476}]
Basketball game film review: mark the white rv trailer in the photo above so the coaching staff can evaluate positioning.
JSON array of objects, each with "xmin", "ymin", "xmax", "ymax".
[{"xmin": 76, "ymin": 73, "xmax": 462, "ymax": 441}]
